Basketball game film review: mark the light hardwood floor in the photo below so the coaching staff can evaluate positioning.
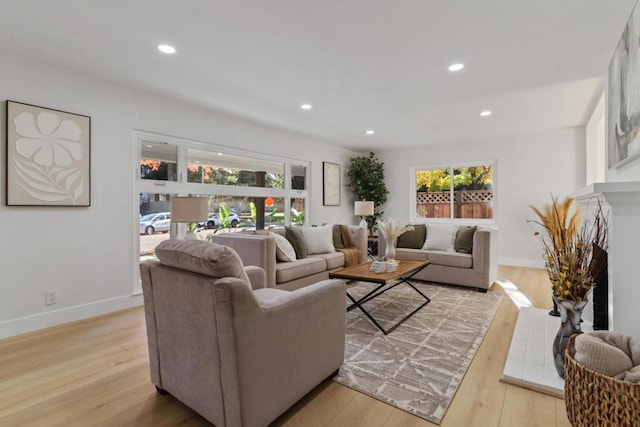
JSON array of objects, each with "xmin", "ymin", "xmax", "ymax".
[{"xmin": 0, "ymin": 266, "xmax": 570, "ymax": 426}]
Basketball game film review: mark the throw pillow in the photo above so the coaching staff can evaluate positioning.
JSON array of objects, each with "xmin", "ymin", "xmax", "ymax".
[
  {"xmin": 300, "ymin": 225, "xmax": 335, "ymax": 255},
  {"xmin": 454, "ymin": 226, "xmax": 477, "ymax": 254},
  {"xmin": 332, "ymin": 224, "xmax": 345, "ymax": 249},
  {"xmin": 397, "ymin": 224, "xmax": 426, "ymax": 249},
  {"xmin": 422, "ymin": 224, "xmax": 457, "ymax": 251},
  {"xmin": 155, "ymin": 239, "xmax": 250, "ymax": 284},
  {"xmin": 285, "ymin": 226, "xmax": 308, "ymax": 259},
  {"xmin": 270, "ymin": 232, "xmax": 296, "ymax": 262}
]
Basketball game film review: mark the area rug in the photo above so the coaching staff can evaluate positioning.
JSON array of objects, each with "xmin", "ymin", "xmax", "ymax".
[{"xmin": 334, "ymin": 281, "xmax": 503, "ymax": 424}]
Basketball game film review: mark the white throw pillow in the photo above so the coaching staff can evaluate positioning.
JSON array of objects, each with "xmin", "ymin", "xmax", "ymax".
[
  {"xmin": 300, "ymin": 225, "xmax": 335, "ymax": 255},
  {"xmin": 270, "ymin": 232, "xmax": 296, "ymax": 262},
  {"xmin": 422, "ymin": 224, "xmax": 457, "ymax": 252}
]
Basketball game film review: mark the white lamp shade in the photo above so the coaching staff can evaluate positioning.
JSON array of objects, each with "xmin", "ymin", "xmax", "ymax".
[
  {"xmin": 354, "ymin": 201, "xmax": 374, "ymax": 216},
  {"xmin": 171, "ymin": 197, "xmax": 209, "ymax": 223}
]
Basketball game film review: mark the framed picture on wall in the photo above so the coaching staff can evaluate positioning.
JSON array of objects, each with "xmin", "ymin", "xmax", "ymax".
[
  {"xmin": 608, "ymin": 3, "xmax": 640, "ymax": 169},
  {"xmin": 323, "ymin": 161, "xmax": 340, "ymax": 206},
  {"xmin": 5, "ymin": 100, "xmax": 91, "ymax": 206}
]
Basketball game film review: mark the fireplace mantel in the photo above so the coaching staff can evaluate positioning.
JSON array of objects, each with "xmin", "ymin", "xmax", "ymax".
[{"xmin": 574, "ymin": 181, "xmax": 640, "ymax": 337}]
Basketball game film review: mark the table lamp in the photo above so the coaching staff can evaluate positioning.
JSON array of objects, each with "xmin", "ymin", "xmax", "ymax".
[
  {"xmin": 354, "ymin": 201, "xmax": 374, "ymax": 228},
  {"xmin": 171, "ymin": 196, "xmax": 209, "ymax": 239}
]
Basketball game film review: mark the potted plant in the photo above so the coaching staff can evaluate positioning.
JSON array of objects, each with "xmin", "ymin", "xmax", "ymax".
[
  {"xmin": 529, "ymin": 196, "xmax": 608, "ymax": 378},
  {"xmin": 345, "ymin": 152, "xmax": 389, "ymax": 235}
]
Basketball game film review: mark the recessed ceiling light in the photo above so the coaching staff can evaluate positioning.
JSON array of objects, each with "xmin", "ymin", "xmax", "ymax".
[
  {"xmin": 146, "ymin": 144, "xmax": 153, "ymax": 148},
  {"xmin": 448, "ymin": 63, "xmax": 464, "ymax": 72},
  {"xmin": 218, "ymin": 152, "xmax": 223, "ymax": 156},
  {"xmin": 301, "ymin": 104, "xmax": 312, "ymax": 110},
  {"xmin": 480, "ymin": 110, "xmax": 492, "ymax": 117},
  {"xmin": 366, "ymin": 130, "xmax": 375, "ymax": 135},
  {"xmin": 158, "ymin": 44, "xmax": 176, "ymax": 54}
]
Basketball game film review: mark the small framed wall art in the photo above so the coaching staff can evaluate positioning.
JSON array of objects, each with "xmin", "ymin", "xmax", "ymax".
[
  {"xmin": 5, "ymin": 100, "xmax": 91, "ymax": 206},
  {"xmin": 323, "ymin": 161, "xmax": 341, "ymax": 206}
]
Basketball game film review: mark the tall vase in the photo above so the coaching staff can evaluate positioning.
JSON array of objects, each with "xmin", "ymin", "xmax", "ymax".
[
  {"xmin": 552, "ymin": 296, "xmax": 587, "ymax": 378},
  {"xmin": 385, "ymin": 237, "xmax": 397, "ymax": 261}
]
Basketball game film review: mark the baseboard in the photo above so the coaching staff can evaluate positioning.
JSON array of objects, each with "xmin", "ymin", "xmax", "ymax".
[
  {"xmin": 499, "ymin": 257, "xmax": 545, "ymax": 269},
  {"xmin": 0, "ymin": 294, "xmax": 144, "ymax": 340}
]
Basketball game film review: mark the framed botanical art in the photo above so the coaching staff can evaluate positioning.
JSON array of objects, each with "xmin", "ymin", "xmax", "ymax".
[
  {"xmin": 5, "ymin": 100, "xmax": 91, "ymax": 206},
  {"xmin": 323, "ymin": 161, "xmax": 340, "ymax": 206}
]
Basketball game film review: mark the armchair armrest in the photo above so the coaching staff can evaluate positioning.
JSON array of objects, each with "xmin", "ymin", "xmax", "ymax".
[{"xmin": 213, "ymin": 279, "xmax": 346, "ymax": 425}]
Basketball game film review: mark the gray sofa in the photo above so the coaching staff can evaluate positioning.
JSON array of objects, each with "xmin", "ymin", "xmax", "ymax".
[
  {"xmin": 140, "ymin": 239, "xmax": 346, "ymax": 427},
  {"xmin": 378, "ymin": 224, "xmax": 497, "ymax": 291},
  {"xmin": 212, "ymin": 225, "xmax": 367, "ymax": 291}
]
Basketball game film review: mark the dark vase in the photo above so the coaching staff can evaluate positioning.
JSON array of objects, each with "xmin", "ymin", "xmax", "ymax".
[{"xmin": 552, "ymin": 296, "xmax": 587, "ymax": 378}]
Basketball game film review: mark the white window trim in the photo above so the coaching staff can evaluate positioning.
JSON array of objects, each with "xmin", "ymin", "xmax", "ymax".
[{"xmin": 409, "ymin": 160, "xmax": 497, "ymax": 225}]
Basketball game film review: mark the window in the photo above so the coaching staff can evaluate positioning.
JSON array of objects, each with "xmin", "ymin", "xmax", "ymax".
[
  {"xmin": 136, "ymin": 130, "xmax": 309, "ymax": 253},
  {"xmin": 186, "ymin": 148, "xmax": 285, "ymax": 188},
  {"xmin": 135, "ymin": 132, "xmax": 310, "ymax": 294},
  {"xmin": 412, "ymin": 163, "xmax": 495, "ymax": 221},
  {"xmin": 140, "ymin": 141, "xmax": 177, "ymax": 181}
]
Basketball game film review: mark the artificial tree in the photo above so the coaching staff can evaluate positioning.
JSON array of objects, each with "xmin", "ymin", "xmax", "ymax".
[{"xmin": 345, "ymin": 152, "xmax": 388, "ymax": 235}]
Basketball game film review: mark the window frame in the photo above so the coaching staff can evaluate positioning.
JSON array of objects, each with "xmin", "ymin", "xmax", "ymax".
[
  {"xmin": 133, "ymin": 130, "xmax": 310, "ymax": 294},
  {"xmin": 409, "ymin": 160, "xmax": 497, "ymax": 225}
]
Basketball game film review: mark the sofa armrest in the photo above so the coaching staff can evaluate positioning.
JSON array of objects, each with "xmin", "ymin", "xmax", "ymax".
[
  {"xmin": 243, "ymin": 265, "xmax": 266, "ymax": 290},
  {"xmin": 213, "ymin": 279, "xmax": 346, "ymax": 425},
  {"xmin": 345, "ymin": 225, "xmax": 368, "ymax": 263},
  {"xmin": 212, "ymin": 233, "xmax": 277, "ymax": 287},
  {"xmin": 472, "ymin": 229, "xmax": 497, "ymax": 286}
]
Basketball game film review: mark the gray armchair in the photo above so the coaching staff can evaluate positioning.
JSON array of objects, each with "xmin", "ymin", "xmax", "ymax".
[{"xmin": 140, "ymin": 239, "xmax": 346, "ymax": 427}]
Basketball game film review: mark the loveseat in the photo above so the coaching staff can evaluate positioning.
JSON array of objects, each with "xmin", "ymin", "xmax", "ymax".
[
  {"xmin": 378, "ymin": 224, "xmax": 497, "ymax": 291},
  {"xmin": 212, "ymin": 225, "xmax": 367, "ymax": 291}
]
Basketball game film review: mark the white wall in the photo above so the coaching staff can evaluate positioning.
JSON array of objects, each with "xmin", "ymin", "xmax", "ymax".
[
  {"xmin": 0, "ymin": 50, "xmax": 357, "ymax": 338},
  {"xmin": 586, "ymin": 94, "xmax": 606, "ymax": 184},
  {"xmin": 377, "ymin": 127, "xmax": 586, "ymax": 268}
]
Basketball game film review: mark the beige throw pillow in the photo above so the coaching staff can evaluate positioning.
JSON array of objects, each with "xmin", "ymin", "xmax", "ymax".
[
  {"xmin": 155, "ymin": 239, "xmax": 250, "ymax": 283},
  {"xmin": 422, "ymin": 224, "xmax": 457, "ymax": 251},
  {"xmin": 300, "ymin": 225, "xmax": 335, "ymax": 254},
  {"xmin": 270, "ymin": 232, "xmax": 296, "ymax": 262}
]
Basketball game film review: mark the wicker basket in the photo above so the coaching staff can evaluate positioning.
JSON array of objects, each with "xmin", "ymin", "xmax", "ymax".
[{"xmin": 564, "ymin": 334, "xmax": 640, "ymax": 426}]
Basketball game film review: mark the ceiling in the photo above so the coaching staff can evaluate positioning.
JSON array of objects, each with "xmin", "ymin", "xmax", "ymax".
[{"xmin": 0, "ymin": 1, "xmax": 637, "ymax": 151}]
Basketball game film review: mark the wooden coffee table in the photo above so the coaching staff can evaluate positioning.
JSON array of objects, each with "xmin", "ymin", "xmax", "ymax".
[{"xmin": 329, "ymin": 259, "xmax": 431, "ymax": 334}]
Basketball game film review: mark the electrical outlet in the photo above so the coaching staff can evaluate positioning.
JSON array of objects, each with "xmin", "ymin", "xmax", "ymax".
[{"xmin": 45, "ymin": 290, "xmax": 57, "ymax": 305}]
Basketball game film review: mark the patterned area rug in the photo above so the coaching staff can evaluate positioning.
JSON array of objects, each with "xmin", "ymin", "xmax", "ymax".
[{"xmin": 334, "ymin": 280, "xmax": 503, "ymax": 424}]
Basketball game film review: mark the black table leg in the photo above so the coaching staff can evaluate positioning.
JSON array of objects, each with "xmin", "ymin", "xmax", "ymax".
[{"xmin": 346, "ymin": 275, "xmax": 430, "ymax": 335}]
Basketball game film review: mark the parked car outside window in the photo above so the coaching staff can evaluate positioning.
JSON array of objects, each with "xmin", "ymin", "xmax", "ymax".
[
  {"xmin": 140, "ymin": 212, "xmax": 171, "ymax": 235},
  {"xmin": 200, "ymin": 212, "xmax": 240, "ymax": 229}
]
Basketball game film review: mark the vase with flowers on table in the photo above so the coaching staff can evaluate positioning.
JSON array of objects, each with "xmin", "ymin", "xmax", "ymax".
[{"xmin": 372, "ymin": 218, "xmax": 414, "ymax": 273}]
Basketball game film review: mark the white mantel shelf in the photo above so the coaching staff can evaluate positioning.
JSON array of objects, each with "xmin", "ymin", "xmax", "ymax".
[
  {"xmin": 574, "ymin": 181, "xmax": 640, "ymax": 203},
  {"xmin": 573, "ymin": 181, "xmax": 640, "ymax": 338}
]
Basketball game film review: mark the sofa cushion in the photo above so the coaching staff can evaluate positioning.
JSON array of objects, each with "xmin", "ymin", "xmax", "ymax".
[
  {"xmin": 275, "ymin": 258, "xmax": 326, "ymax": 284},
  {"xmin": 312, "ymin": 252, "xmax": 345, "ymax": 270},
  {"xmin": 155, "ymin": 239, "xmax": 250, "ymax": 283},
  {"xmin": 271, "ymin": 232, "xmax": 296, "ymax": 262},
  {"xmin": 397, "ymin": 224, "xmax": 426, "ymax": 249},
  {"xmin": 300, "ymin": 225, "xmax": 335, "ymax": 255},
  {"xmin": 422, "ymin": 224, "xmax": 457, "ymax": 251},
  {"xmin": 454, "ymin": 226, "xmax": 477, "ymax": 254},
  {"xmin": 427, "ymin": 250, "xmax": 473, "ymax": 268},
  {"xmin": 394, "ymin": 248, "xmax": 429, "ymax": 261},
  {"xmin": 285, "ymin": 226, "xmax": 308, "ymax": 259}
]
